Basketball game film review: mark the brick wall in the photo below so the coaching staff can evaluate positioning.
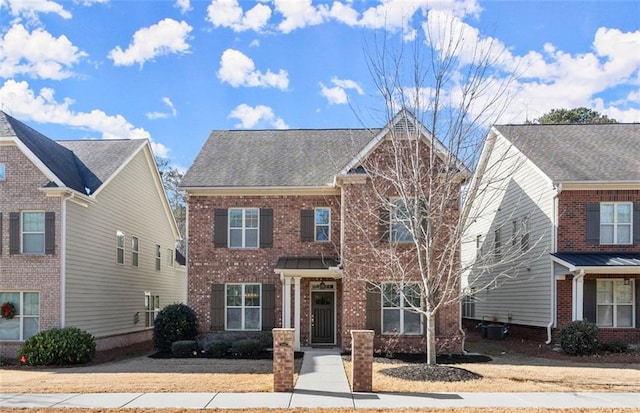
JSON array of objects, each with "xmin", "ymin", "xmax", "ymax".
[{"xmin": 0, "ymin": 145, "xmax": 62, "ymax": 358}]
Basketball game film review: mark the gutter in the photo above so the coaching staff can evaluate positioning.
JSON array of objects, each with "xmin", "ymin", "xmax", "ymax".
[{"xmin": 546, "ymin": 183, "xmax": 562, "ymax": 344}]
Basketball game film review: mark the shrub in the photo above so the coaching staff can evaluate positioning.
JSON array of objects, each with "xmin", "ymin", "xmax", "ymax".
[
  {"xmin": 558, "ymin": 320, "xmax": 599, "ymax": 356},
  {"xmin": 599, "ymin": 341, "xmax": 628, "ymax": 354},
  {"xmin": 153, "ymin": 303, "xmax": 198, "ymax": 352},
  {"xmin": 18, "ymin": 327, "xmax": 96, "ymax": 366},
  {"xmin": 230, "ymin": 338, "xmax": 262, "ymax": 357},
  {"xmin": 171, "ymin": 340, "xmax": 198, "ymax": 357},
  {"xmin": 203, "ymin": 339, "xmax": 231, "ymax": 357}
]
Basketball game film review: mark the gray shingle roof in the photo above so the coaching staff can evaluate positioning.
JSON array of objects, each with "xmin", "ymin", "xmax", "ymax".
[
  {"xmin": 494, "ymin": 124, "xmax": 640, "ymax": 182},
  {"xmin": 1, "ymin": 111, "xmax": 143, "ymax": 194},
  {"xmin": 180, "ymin": 129, "xmax": 376, "ymax": 188}
]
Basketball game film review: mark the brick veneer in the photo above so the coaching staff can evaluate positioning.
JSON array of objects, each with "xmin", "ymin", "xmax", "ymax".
[
  {"xmin": 350, "ymin": 330, "xmax": 374, "ymax": 392},
  {"xmin": 272, "ymin": 328, "xmax": 295, "ymax": 392},
  {"xmin": 0, "ymin": 146, "xmax": 62, "ymax": 358}
]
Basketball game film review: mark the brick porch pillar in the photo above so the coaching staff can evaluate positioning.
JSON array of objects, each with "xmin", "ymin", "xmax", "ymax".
[
  {"xmin": 272, "ymin": 328, "xmax": 295, "ymax": 392},
  {"xmin": 350, "ymin": 329, "xmax": 374, "ymax": 392}
]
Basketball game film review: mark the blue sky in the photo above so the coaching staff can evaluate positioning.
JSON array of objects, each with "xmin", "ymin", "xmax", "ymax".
[{"xmin": 1, "ymin": 0, "xmax": 638, "ymax": 171}]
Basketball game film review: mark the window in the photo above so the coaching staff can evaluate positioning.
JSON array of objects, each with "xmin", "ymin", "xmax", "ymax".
[
  {"xmin": 166, "ymin": 248, "xmax": 174, "ymax": 268},
  {"xmin": 382, "ymin": 283, "xmax": 422, "ymax": 335},
  {"xmin": 226, "ymin": 283, "xmax": 261, "ymax": 330},
  {"xmin": 390, "ymin": 198, "xmax": 413, "ymax": 243},
  {"xmin": 475, "ymin": 235, "xmax": 482, "ymax": 259},
  {"xmin": 600, "ymin": 203, "xmax": 632, "ymax": 245},
  {"xmin": 22, "ymin": 212, "xmax": 45, "ymax": 254},
  {"xmin": 315, "ymin": 208, "xmax": 330, "ymax": 241},
  {"xmin": 462, "ymin": 294, "xmax": 476, "ymax": 318},
  {"xmin": 144, "ymin": 292, "xmax": 160, "ymax": 328},
  {"xmin": 0, "ymin": 163, "xmax": 5, "ymax": 180},
  {"xmin": 597, "ymin": 279, "xmax": 634, "ymax": 328},
  {"xmin": 512, "ymin": 220, "xmax": 518, "ymax": 247},
  {"xmin": 0, "ymin": 291, "xmax": 39, "ymax": 341},
  {"xmin": 494, "ymin": 228, "xmax": 502, "ymax": 260},
  {"xmin": 520, "ymin": 216, "xmax": 529, "ymax": 251},
  {"xmin": 229, "ymin": 208, "xmax": 259, "ymax": 248},
  {"xmin": 115, "ymin": 230, "xmax": 125, "ymax": 264},
  {"xmin": 155, "ymin": 245, "xmax": 161, "ymax": 271},
  {"xmin": 131, "ymin": 237, "xmax": 139, "ymax": 267}
]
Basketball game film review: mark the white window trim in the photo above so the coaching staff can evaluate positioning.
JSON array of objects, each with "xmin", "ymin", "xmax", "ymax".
[
  {"xmin": 381, "ymin": 282, "xmax": 423, "ymax": 335},
  {"xmin": 600, "ymin": 202, "xmax": 633, "ymax": 245},
  {"xmin": 115, "ymin": 230, "xmax": 125, "ymax": 264},
  {"xmin": 596, "ymin": 279, "xmax": 635, "ymax": 328},
  {"xmin": 166, "ymin": 248, "xmax": 174, "ymax": 268},
  {"xmin": 22, "ymin": 211, "xmax": 45, "ymax": 255},
  {"xmin": 0, "ymin": 291, "xmax": 40, "ymax": 341},
  {"xmin": 0, "ymin": 162, "xmax": 5, "ymax": 180},
  {"xmin": 390, "ymin": 198, "xmax": 413, "ymax": 243},
  {"xmin": 131, "ymin": 236, "xmax": 139, "ymax": 268},
  {"xmin": 144, "ymin": 292, "xmax": 160, "ymax": 328},
  {"xmin": 228, "ymin": 208, "xmax": 260, "ymax": 249},
  {"xmin": 314, "ymin": 207, "xmax": 331, "ymax": 242},
  {"xmin": 155, "ymin": 244, "xmax": 161, "ymax": 271},
  {"xmin": 225, "ymin": 283, "xmax": 262, "ymax": 331},
  {"xmin": 494, "ymin": 228, "xmax": 502, "ymax": 260}
]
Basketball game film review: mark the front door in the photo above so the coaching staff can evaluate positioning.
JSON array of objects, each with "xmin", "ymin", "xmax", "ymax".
[{"xmin": 311, "ymin": 291, "xmax": 334, "ymax": 344}]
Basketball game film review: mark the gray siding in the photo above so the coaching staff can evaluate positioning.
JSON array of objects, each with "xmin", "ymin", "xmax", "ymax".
[
  {"xmin": 64, "ymin": 146, "xmax": 185, "ymax": 338},
  {"xmin": 462, "ymin": 132, "xmax": 554, "ymax": 327}
]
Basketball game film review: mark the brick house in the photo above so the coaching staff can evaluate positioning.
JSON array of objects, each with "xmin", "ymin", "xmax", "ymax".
[
  {"xmin": 461, "ymin": 123, "xmax": 640, "ymax": 344},
  {"xmin": 0, "ymin": 111, "xmax": 186, "ymax": 358},
  {"xmin": 181, "ymin": 110, "xmax": 466, "ymax": 354}
]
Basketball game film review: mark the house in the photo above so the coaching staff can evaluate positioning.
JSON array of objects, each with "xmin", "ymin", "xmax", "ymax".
[
  {"xmin": 180, "ymin": 110, "xmax": 467, "ymax": 354},
  {"xmin": 461, "ymin": 123, "xmax": 640, "ymax": 344},
  {"xmin": 0, "ymin": 111, "xmax": 186, "ymax": 359}
]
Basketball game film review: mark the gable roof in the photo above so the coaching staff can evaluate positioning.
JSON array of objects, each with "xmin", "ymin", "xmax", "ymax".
[
  {"xmin": 180, "ymin": 129, "xmax": 375, "ymax": 188},
  {"xmin": 493, "ymin": 123, "xmax": 640, "ymax": 182},
  {"xmin": 0, "ymin": 111, "xmax": 144, "ymax": 195}
]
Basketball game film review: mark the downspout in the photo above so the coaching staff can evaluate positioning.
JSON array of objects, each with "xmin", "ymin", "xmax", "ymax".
[
  {"xmin": 60, "ymin": 193, "xmax": 72, "ymax": 327},
  {"xmin": 546, "ymin": 183, "xmax": 561, "ymax": 344}
]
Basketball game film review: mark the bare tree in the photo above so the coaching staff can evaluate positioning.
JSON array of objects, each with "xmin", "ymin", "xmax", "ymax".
[
  {"xmin": 156, "ymin": 157, "xmax": 187, "ymax": 253},
  {"xmin": 342, "ymin": 12, "xmax": 530, "ymax": 365}
]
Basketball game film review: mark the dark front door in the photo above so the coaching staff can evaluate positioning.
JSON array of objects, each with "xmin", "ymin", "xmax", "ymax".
[{"xmin": 311, "ymin": 291, "xmax": 334, "ymax": 344}]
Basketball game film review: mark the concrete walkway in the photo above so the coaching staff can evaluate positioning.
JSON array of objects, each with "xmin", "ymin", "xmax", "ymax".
[{"xmin": 2, "ymin": 347, "xmax": 639, "ymax": 409}]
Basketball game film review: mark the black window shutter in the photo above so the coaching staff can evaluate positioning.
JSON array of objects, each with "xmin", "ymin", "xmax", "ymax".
[
  {"xmin": 0, "ymin": 212, "xmax": 2, "ymax": 255},
  {"xmin": 45, "ymin": 212, "xmax": 55, "ymax": 255},
  {"xmin": 583, "ymin": 279, "xmax": 597, "ymax": 324},
  {"xmin": 259, "ymin": 208, "xmax": 273, "ymax": 248},
  {"xmin": 585, "ymin": 204, "xmax": 600, "ymax": 244},
  {"xmin": 378, "ymin": 204, "xmax": 390, "ymax": 243},
  {"xmin": 213, "ymin": 209, "xmax": 228, "ymax": 248},
  {"xmin": 633, "ymin": 203, "xmax": 640, "ymax": 244},
  {"xmin": 636, "ymin": 280, "xmax": 640, "ymax": 328},
  {"xmin": 365, "ymin": 287, "xmax": 381, "ymax": 335},
  {"xmin": 211, "ymin": 284, "xmax": 225, "ymax": 331},
  {"xmin": 9, "ymin": 212, "xmax": 19, "ymax": 254},
  {"xmin": 261, "ymin": 283, "xmax": 275, "ymax": 331},
  {"xmin": 300, "ymin": 209, "xmax": 314, "ymax": 242}
]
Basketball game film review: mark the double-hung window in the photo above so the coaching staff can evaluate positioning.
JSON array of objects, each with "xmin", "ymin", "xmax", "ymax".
[
  {"xmin": 0, "ymin": 163, "xmax": 5, "ymax": 180},
  {"xmin": 600, "ymin": 203, "xmax": 632, "ymax": 245},
  {"xmin": 229, "ymin": 208, "xmax": 259, "ymax": 248},
  {"xmin": 0, "ymin": 291, "xmax": 39, "ymax": 341},
  {"xmin": 382, "ymin": 283, "xmax": 422, "ymax": 334},
  {"xmin": 390, "ymin": 198, "xmax": 413, "ymax": 243},
  {"xmin": 597, "ymin": 279, "xmax": 634, "ymax": 328},
  {"xmin": 131, "ymin": 237, "xmax": 139, "ymax": 267},
  {"xmin": 494, "ymin": 228, "xmax": 502, "ymax": 260},
  {"xmin": 315, "ymin": 208, "xmax": 330, "ymax": 241},
  {"xmin": 226, "ymin": 283, "xmax": 261, "ymax": 330},
  {"xmin": 144, "ymin": 292, "xmax": 160, "ymax": 328},
  {"xmin": 22, "ymin": 212, "xmax": 45, "ymax": 254},
  {"xmin": 155, "ymin": 245, "xmax": 161, "ymax": 270},
  {"xmin": 116, "ymin": 230, "xmax": 125, "ymax": 264}
]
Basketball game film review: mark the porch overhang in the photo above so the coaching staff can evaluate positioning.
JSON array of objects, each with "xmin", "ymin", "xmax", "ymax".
[
  {"xmin": 274, "ymin": 257, "xmax": 343, "ymax": 278},
  {"xmin": 552, "ymin": 252, "xmax": 640, "ymax": 275}
]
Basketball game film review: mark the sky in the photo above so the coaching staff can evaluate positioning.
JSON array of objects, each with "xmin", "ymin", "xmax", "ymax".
[{"xmin": 0, "ymin": 0, "xmax": 639, "ymax": 171}]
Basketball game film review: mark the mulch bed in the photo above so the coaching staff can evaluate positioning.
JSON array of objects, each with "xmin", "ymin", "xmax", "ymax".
[
  {"xmin": 379, "ymin": 365, "xmax": 483, "ymax": 382},
  {"xmin": 148, "ymin": 350, "xmax": 304, "ymax": 360}
]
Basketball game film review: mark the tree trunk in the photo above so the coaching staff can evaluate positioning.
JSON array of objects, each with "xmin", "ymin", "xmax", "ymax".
[{"xmin": 426, "ymin": 312, "xmax": 437, "ymax": 365}]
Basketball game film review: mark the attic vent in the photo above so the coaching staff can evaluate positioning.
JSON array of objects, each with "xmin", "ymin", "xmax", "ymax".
[{"xmin": 394, "ymin": 118, "xmax": 415, "ymax": 134}]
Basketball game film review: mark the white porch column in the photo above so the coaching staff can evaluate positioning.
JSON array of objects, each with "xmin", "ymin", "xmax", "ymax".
[
  {"xmin": 574, "ymin": 274, "xmax": 585, "ymax": 321},
  {"xmin": 294, "ymin": 277, "xmax": 301, "ymax": 351},
  {"xmin": 284, "ymin": 277, "xmax": 292, "ymax": 328}
]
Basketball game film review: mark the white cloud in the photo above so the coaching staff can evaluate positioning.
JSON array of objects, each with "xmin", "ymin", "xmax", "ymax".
[
  {"xmin": 206, "ymin": 0, "xmax": 271, "ymax": 32},
  {"xmin": 108, "ymin": 18, "xmax": 193, "ymax": 67},
  {"xmin": 320, "ymin": 77, "xmax": 364, "ymax": 105},
  {"xmin": 0, "ymin": 0, "xmax": 71, "ymax": 20},
  {"xmin": 274, "ymin": 0, "xmax": 329, "ymax": 34},
  {"xmin": 146, "ymin": 97, "xmax": 178, "ymax": 120},
  {"xmin": 174, "ymin": 0, "xmax": 191, "ymax": 14},
  {"xmin": 228, "ymin": 104, "xmax": 288, "ymax": 129},
  {"xmin": 217, "ymin": 49, "xmax": 289, "ymax": 90},
  {"xmin": 0, "ymin": 24, "xmax": 86, "ymax": 80}
]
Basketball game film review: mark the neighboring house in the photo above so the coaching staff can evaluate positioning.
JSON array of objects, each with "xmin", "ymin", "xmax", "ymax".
[
  {"xmin": 181, "ymin": 110, "xmax": 465, "ymax": 354},
  {"xmin": 462, "ymin": 123, "xmax": 640, "ymax": 344},
  {"xmin": 0, "ymin": 111, "xmax": 186, "ymax": 358}
]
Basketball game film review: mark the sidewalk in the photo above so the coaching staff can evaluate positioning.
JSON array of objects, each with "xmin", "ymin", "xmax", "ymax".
[{"xmin": 1, "ymin": 347, "xmax": 639, "ymax": 409}]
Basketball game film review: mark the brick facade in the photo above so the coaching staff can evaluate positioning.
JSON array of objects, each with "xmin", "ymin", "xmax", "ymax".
[{"xmin": 0, "ymin": 146, "xmax": 62, "ymax": 358}]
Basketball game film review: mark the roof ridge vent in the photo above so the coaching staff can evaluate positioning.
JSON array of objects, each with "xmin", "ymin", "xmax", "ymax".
[{"xmin": 393, "ymin": 117, "xmax": 415, "ymax": 134}]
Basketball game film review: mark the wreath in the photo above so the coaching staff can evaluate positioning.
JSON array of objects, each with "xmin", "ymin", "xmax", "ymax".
[{"xmin": 1, "ymin": 302, "xmax": 16, "ymax": 319}]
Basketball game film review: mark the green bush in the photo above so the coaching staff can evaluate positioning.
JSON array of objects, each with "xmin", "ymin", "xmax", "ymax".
[
  {"xmin": 599, "ymin": 341, "xmax": 628, "ymax": 354},
  {"xmin": 559, "ymin": 320, "xmax": 600, "ymax": 356},
  {"xmin": 153, "ymin": 303, "xmax": 198, "ymax": 352},
  {"xmin": 18, "ymin": 327, "xmax": 96, "ymax": 366},
  {"xmin": 203, "ymin": 339, "xmax": 231, "ymax": 357},
  {"xmin": 230, "ymin": 338, "xmax": 262, "ymax": 356},
  {"xmin": 171, "ymin": 340, "xmax": 198, "ymax": 357}
]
